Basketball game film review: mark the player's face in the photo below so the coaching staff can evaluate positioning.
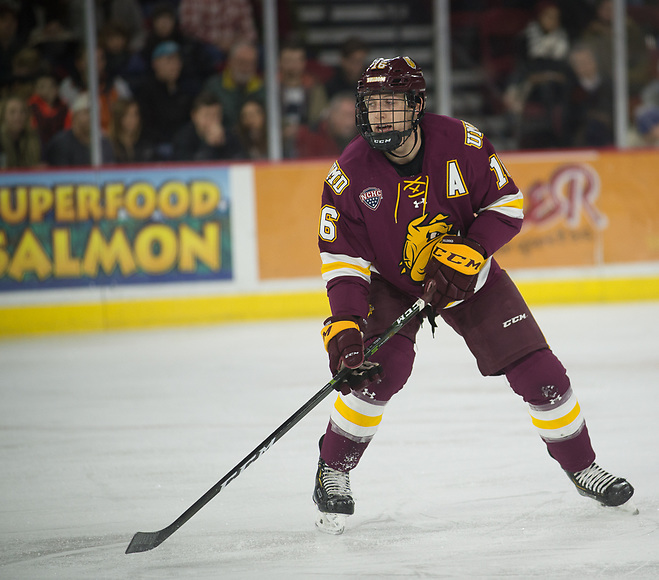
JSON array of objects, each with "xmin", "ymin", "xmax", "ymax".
[{"xmin": 364, "ymin": 93, "xmax": 414, "ymax": 134}]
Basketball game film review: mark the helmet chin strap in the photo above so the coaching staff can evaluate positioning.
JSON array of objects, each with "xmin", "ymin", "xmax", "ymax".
[{"xmin": 386, "ymin": 126, "xmax": 420, "ymax": 159}]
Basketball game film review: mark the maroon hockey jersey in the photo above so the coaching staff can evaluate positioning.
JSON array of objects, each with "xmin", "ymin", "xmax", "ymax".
[{"xmin": 318, "ymin": 113, "xmax": 524, "ymax": 320}]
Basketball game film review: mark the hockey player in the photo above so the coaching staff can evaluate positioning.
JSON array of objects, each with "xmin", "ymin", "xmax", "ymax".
[{"xmin": 313, "ymin": 56, "xmax": 635, "ymax": 534}]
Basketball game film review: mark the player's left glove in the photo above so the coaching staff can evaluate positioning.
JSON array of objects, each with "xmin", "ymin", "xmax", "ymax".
[
  {"xmin": 423, "ymin": 235, "xmax": 486, "ymax": 310},
  {"xmin": 322, "ymin": 317, "xmax": 384, "ymax": 395}
]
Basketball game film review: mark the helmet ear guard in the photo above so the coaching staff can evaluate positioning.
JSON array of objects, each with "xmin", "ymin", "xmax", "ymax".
[{"xmin": 355, "ymin": 56, "xmax": 426, "ymax": 152}]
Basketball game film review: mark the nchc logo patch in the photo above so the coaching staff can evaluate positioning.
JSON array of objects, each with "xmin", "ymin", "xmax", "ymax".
[{"xmin": 360, "ymin": 187, "xmax": 383, "ymax": 211}]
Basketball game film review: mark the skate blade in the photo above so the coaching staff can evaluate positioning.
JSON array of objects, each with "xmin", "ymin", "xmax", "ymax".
[
  {"xmin": 613, "ymin": 498, "xmax": 639, "ymax": 515},
  {"xmin": 315, "ymin": 511, "xmax": 347, "ymax": 535}
]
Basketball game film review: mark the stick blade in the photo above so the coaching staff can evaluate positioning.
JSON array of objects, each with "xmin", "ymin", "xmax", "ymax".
[{"xmin": 125, "ymin": 530, "xmax": 167, "ymax": 554}]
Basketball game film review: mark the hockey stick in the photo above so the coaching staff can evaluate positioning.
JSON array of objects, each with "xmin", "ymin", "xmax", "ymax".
[{"xmin": 125, "ymin": 296, "xmax": 427, "ymax": 554}]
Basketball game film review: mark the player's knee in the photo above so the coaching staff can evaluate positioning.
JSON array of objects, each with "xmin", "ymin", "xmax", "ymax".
[
  {"xmin": 505, "ymin": 348, "xmax": 570, "ymax": 405},
  {"xmin": 364, "ymin": 333, "xmax": 415, "ymax": 401}
]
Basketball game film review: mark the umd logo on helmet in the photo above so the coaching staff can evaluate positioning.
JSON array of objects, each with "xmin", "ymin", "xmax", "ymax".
[
  {"xmin": 360, "ymin": 187, "xmax": 383, "ymax": 211},
  {"xmin": 403, "ymin": 56, "xmax": 417, "ymax": 69}
]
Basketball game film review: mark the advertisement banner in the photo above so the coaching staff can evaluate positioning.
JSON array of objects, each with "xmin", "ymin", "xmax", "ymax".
[
  {"xmin": 254, "ymin": 150, "xmax": 659, "ymax": 279},
  {"xmin": 255, "ymin": 160, "xmax": 329, "ymax": 280},
  {"xmin": 496, "ymin": 150, "xmax": 659, "ymax": 269},
  {"xmin": 0, "ymin": 166, "xmax": 232, "ymax": 291}
]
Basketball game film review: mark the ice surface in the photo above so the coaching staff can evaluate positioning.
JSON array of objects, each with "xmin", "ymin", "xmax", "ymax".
[{"xmin": 1, "ymin": 301, "xmax": 658, "ymax": 579}]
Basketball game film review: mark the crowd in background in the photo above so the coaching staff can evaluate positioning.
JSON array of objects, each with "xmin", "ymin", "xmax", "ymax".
[
  {"xmin": 499, "ymin": 0, "xmax": 659, "ymax": 150},
  {"xmin": 1, "ymin": 0, "xmax": 658, "ymax": 170},
  {"xmin": 0, "ymin": 0, "xmax": 365, "ymax": 170}
]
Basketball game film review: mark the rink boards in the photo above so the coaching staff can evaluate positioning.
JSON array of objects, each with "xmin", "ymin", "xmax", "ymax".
[{"xmin": 1, "ymin": 150, "xmax": 658, "ymax": 336}]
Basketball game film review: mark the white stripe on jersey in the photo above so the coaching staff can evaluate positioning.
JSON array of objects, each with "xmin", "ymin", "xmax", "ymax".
[
  {"xmin": 321, "ymin": 252, "xmax": 372, "ymax": 283},
  {"xmin": 479, "ymin": 190, "xmax": 524, "ymax": 220}
]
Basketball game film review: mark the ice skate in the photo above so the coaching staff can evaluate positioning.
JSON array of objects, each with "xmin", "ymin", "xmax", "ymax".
[
  {"xmin": 313, "ymin": 459, "xmax": 354, "ymax": 534},
  {"xmin": 315, "ymin": 511, "xmax": 348, "ymax": 535},
  {"xmin": 566, "ymin": 462, "xmax": 638, "ymax": 514}
]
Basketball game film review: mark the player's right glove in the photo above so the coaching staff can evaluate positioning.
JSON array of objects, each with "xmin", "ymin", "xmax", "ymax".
[
  {"xmin": 321, "ymin": 317, "xmax": 384, "ymax": 395},
  {"xmin": 423, "ymin": 235, "xmax": 486, "ymax": 309}
]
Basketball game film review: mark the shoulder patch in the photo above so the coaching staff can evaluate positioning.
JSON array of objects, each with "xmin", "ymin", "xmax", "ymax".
[
  {"xmin": 325, "ymin": 161, "xmax": 350, "ymax": 195},
  {"xmin": 461, "ymin": 120, "xmax": 483, "ymax": 149}
]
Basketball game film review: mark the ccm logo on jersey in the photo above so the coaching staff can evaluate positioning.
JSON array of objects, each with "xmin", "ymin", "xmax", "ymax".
[{"xmin": 503, "ymin": 313, "xmax": 527, "ymax": 327}]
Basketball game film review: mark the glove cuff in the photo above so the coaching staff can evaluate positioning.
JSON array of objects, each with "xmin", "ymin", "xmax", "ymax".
[{"xmin": 321, "ymin": 319, "xmax": 361, "ymax": 352}]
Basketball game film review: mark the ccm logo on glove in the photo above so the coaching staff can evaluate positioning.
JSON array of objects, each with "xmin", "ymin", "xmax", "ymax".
[
  {"xmin": 423, "ymin": 236, "xmax": 486, "ymax": 310},
  {"xmin": 430, "ymin": 236, "xmax": 485, "ymax": 274}
]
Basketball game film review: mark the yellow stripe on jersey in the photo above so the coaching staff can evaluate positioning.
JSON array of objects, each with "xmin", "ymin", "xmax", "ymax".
[
  {"xmin": 320, "ymin": 252, "xmax": 371, "ymax": 283},
  {"xmin": 321, "ymin": 261, "xmax": 371, "ymax": 276},
  {"xmin": 479, "ymin": 191, "xmax": 524, "ymax": 220}
]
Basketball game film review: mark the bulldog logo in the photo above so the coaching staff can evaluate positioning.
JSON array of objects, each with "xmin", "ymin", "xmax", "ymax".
[{"xmin": 400, "ymin": 213, "xmax": 451, "ymax": 282}]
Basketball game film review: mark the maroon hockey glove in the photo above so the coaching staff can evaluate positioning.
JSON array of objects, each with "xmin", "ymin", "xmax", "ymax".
[
  {"xmin": 423, "ymin": 236, "xmax": 486, "ymax": 310},
  {"xmin": 321, "ymin": 317, "xmax": 384, "ymax": 394}
]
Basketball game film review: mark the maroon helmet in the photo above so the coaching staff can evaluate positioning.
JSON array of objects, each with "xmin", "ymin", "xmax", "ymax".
[{"xmin": 355, "ymin": 56, "xmax": 426, "ymax": 152}]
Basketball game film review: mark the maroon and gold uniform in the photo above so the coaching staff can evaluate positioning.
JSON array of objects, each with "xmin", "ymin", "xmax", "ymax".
[
  {"xmin": 313, "ymin": 57, "xmax": 633, "ymax": 527},
  {"xmin": 318, "ymin": 113, "xmax": 594, "ymax": 474},
  {"xmin": 320, "ymin": 113, "xmax": 522, "ymax": 318}
]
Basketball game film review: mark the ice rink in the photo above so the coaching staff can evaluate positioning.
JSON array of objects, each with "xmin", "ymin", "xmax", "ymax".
[{"xmin": 1, "ymin": 300, "xmax": 658, "ymax": 579}]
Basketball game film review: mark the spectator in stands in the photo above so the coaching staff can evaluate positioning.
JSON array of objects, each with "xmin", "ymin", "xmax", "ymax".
[
  {"xmin": 202, "ymin": 41, "xmax": 265, "ymax": 132},
  {"xmin": 142, "ymin": 2, "xmax": 217, "ymax": 94},
  {"xmin": 99, "ymin": 20, "xmax": 147, "ymax": 95},
  {"xmin": 25, "ymin": 1, "xmax": 78, "ymax": 81},
  {"xmin": 136, "ymin": 40, "xmax": 195, "ymax": 160},
  {"xmin": 579, "ymin": 0, "xmax": 652, "ymax": 102},
  {"xmin": 640, "ymin": 79, "xmax": 659, "ymax": 111},
  {"xmin": 324, "ymin": 37, "xmax": 369, "ymax": 99},
  {"xmin": 68, "ymin": 0, "xmax": 146, "ymax": 52},
  {"xmin": 503, "ymin": 2, "xmax": 572, "ymax": 148},
  {"xmin": 295, "ymin": 92, "xmax": 358, "ymax": 159},
  {"xmin": 628, "ymin": 106, "xmax": 659, "ymax": 147},
  {"xmin": 25, "ymin": 1, "xmax": 76, "ymax": 42},
  {"xmin": 566, "ymin": 43, "xmax": 614, "ymax": 148},
  {"xmin": 109, "ymin": 97, "xmax": 156, "ymax": 163},
  {"xmin": 28, "ymin": 70, "xmax": 71, "ymax": 149},
  {"xmin": 172, "ymin": 90, "xmax": 244, "ymax": 161},
  {"xmin": 59, "ymin": 43, "xmax": 132, "ymax": 132},
  {"xmin": 178, "ymin": 0, "xmax": 257, "ymax": 58},
  {"xmin": 0, "ymin": 94, "xmax": 41, "ymax": 169},
  {"xmin": 236, "ymin": 97, "xmax": 268, "ymax": 160},
  {"xmin": 3, "ymin": 47, "xmax": 44, "ymax": 101},
  {"xmin": 0, "ymin": 1, "xmax": 22, "ymax": 93},
  {"xmin": 5, "ymin": 0, "xmax": 33, "ymax": 46},
  {"xmin": 279, "ymin": 39, "xmax": 328, "ymax": 158},
  {"xmin": 44, "ymin": 92, "xmax": 114, "ymax": 166}
]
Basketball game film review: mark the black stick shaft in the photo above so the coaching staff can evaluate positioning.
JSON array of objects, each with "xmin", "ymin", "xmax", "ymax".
[{"xmin": 125, "ymin": 297, "xmax": 426, "ymax": 554}]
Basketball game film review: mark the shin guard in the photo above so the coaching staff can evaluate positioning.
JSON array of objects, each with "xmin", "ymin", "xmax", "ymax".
[
  {"xmin": 505, "ymin": 349, "xmax": 595, "ymax": 472},
  {"xmin": 320, "ymin": 334, "xmax": 415, "ymax": 471}
]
